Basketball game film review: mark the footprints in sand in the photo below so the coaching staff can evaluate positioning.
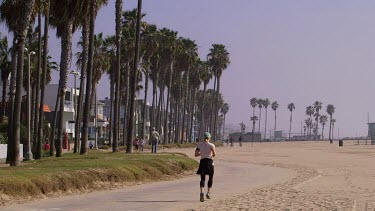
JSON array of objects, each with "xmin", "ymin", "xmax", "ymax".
[{"xmin": 196, "ymin": 163, "xmax": 354, "ymax": 210}]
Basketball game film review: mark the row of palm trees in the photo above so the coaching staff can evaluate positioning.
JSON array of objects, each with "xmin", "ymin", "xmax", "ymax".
[
  {"xmin": 304, "ymin": 102, "xmax": 336, "ymax": 141},
  {"xmin": 249, "ymin": 98, "xmax": 336, "ymax": 141},
  {"xmin": 0, "ymin": 0, "xmax": 230, "ymax": 166}
]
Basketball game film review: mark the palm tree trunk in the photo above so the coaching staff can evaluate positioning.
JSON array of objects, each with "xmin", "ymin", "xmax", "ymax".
[
  {"xmin": 142, "ymin": 64, "xmax": 149, "ymax": 140},
  {"xmin": 38, "ymin": 1, "xmax": 50, "ymax": 158},
  {"xmin": 10, "ymin": 0, "xmax": 36, "ymax": 166},
  {"xmin": 213, "ymin": 76, "xmax": 222, "ymax": 142},
  {"xmin": 33, "ymin": 12, "xmax": 42, "ymax": 159},
  {"xmin": 56, "ymin": 20, "xmax": 73, "ymax": 157},
  {"xmin": 289, "ymin": 112, "xmax": 292, "ymax": 141},
  {"xmin": 108, "ymin": 65, "xmax": 114, "ymax": 146},
  {"xmin": 209, "ymin": 75, "xmax": 217, "ymax": 133},
  {"xmin": 328, "ymin": 114, "xmax": 332, "ymax": 141},
  {"xmin": 74, "ymin": 17, "xmax": 88, "ymax": 153},
  {"xmin": 112, "ymin": 0, "xmax": 122, "ymax": 152},
  {"xmin": 258, "ymin": 107, "xmax": 262, "ymax": 135},
  {"xmin": 49, "ymin": 83, "xmax": 60, "ymax": 156},
  {"xmin": 199, "ymin": 83, "xmax": 207, "ymax": 140},
  {"xmin": 81, "ymin": 0, "xmax": 96, "ymax": 155},
  {"xmin": 264, "ymin": 108, "xmax": 268, "ymax": 140},
  {"xmin": 1, "ymin": 76, "xmax": 7, "ymax": 122},
  {"xmin": 321, "ymin": 124, "xmax": 325, "ymax": 140},
  {"xmin": 31, "ymin": 84, "xmax": 36, "ymax": 150},
  {"xmin": 163, "ymin": 85, "xmax": 171, "ymax": 144},
  {"xmin": 150, "ymin": 73, "xmax": 158, "ymax": 139},
  {"xmin": 274, "ymin": 110, "xmax": 277, "ymax": 141},
  {"xmin": 126, "ymin": 0, "xmax": 142, "ymax": 153},
  {"xmin": 7, "ymin": 37, "xmax": 18, "ymax": 164}
]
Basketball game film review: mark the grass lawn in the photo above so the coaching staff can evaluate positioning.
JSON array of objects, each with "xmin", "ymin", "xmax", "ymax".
[{"xmin": 0, "ymin": 151, "xmax": 198, "ymax": 204}]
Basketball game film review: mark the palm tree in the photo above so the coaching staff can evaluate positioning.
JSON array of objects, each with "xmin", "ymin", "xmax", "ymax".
[
  {"xmin": 319, "ymin": 115, "xmax": 328, "ymax": 140},
  {"xmin": 220, "ymin": 103, "xmax": 229, "ymax": 141},
  {"xmin": 37, "ymin": 0, "xmax": 51, "ymax": 159},
  {"xmin": 207, "ymin": 44, "xmax": 230, "ymax": 141},
  {"xmin": 305, "ymin": 106, "xmax": 314, "ymax": 140},
  {"xmin": 113, "ymin": 0, "xmax": 122, "ymax": 152},
  {"xmin": 326, "ymin": 104, "xmax": 335, "ymax": 143},
  {"xmin": 256, "ymin": 98, "xmax": 263, "ymax": 137},
  {"xmin": 126, "ymin": 0, "xmax": 143, "ymax": 153},
  {"xmin": 271, "ymin": 101, "xmax": 279, "ymax": 141},
  {"xmin": 262, "ymin": 98, "xmax": 270, "ymax": 140},
  {"xmin": 198, "ymin": 61, "xmax": 212, "ymax": 140},
  {"xmin": 287, "ymin": 103, "xmax": 295, "ymax": 141},
  {"xmin": 80, "ymin": 0, "xmax": 108, "ymax": 155},
  {"xmin": 250, "ymin": 115, "xmax": 258, "ymax": 145},
  {"xmin": 74, "ymin": 15, "xmax": 90, "ymax": 154},
  {"xmin": 331, "ymin": 119, "xmax": 336, "ymax": 140},
  {"xmin": 305, "ymin": 118, "xmax": 312, "ymax": 140},
  {"xmin": 313, "ymin": 101, "xmax": 322, "ymax": 141},
  {"xmin": 1, "ymin": 0, "xmax": 37, "ymax": 166}
]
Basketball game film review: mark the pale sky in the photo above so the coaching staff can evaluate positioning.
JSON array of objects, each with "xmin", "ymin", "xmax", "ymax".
[{"xmin": 2, "ymin": 0, "xmax": 375, "ymax": 138}]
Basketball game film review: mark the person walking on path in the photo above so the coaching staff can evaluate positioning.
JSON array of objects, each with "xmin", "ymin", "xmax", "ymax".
[
  {"xmin": 140, "ymin": 138, "xmax": 145, "ymax": 152},
  {"xmin": 239, "ymin": 135, "xmax": 243, "ymax": 147},
  {"xmin": 150, "ymin": 127, "xmax": 160, "ymax": 153},
  {"xmin": 195, "ymin": 132, "xmax": 216, "ymax": 202}
]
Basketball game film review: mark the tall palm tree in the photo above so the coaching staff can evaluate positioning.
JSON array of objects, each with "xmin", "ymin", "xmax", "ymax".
[
  {"xmin": 37, "ymin": 0, "xmax": 51, "ymax": 159},
  {"xmin": 250, "ymin": 115, "xmax": 258, "ymax": 145},
  {"xmin": 74, "ymin": 18, "xmax": 89, "ymax": 153},
  {"xmin": 80, "ymin": 0, "xmax": 108, "ymax": 155},
  {"xmin": 126, "ymin": 0, "xmax": 143, "ymax": 153},
  {"xmin": 207, "ymin": 44, "xmax": 230, "ymax": 141},
  {"xmin": 198, "ymin": 61, "xmax": 212, "ymax": 140},
  {"xmin": 220, "ymin": 102, "xmax": 229, "ymax": 141},
  {"xmin": 305, "ymin": 106, "xmax": 314, "ymax": 140},
  {"xmin": 331, "ymin": 119, "xmax": 336, "ymax": 140},
  {"xmin": 256, "ymin": 98, "xmax": 263, "ymax": 137},
  {"xmin": 313, "ymin": 101, "xmax": 322, "ymax": 141},
  {"xmin": 1, "ymin": 0, "xmax": 37, "ymax": 166},
  {"xmin": 319, "ymin": 115, "xmax": 328, "ymax": 140},
  {"xmin": 262, "ymin": 98, "xmax": 270, "ymax": 140},
  {"xmin": 326, "ymin": 104, "xmax": 335, "ymax": 142},
  {"xmin": 287, "ymin": 103, "xmax": 295, "ymax": 141},
  {"xmin": 50, "ymin": 0, "xmax": 90, "ymax": 157},
  {"xmin": 112, "ymin": 0, "xmax": 122, "ymax": 152},
  {"xmin": 271, "ymin": 101, "xmax": 279, "ymax": 141},
  {"xmin": 305, "ymin": 118, "xmax": 312, "ymax": 140}
]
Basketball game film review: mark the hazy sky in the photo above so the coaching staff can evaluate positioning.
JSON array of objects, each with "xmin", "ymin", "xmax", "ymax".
[{"xmin": 2, "ymin": 0, "xmax": 375, "ymax": 138}]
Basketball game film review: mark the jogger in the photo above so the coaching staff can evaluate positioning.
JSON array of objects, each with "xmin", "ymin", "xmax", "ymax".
[{"xmin": 195, "ymin": 132, "xmax": 216, "ymax": 202}]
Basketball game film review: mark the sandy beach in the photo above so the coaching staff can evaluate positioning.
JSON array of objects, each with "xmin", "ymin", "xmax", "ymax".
[
  {"xmin": 193, "ymin": 140, "xmax": 375, "ymax": 211},
  {"xmin": 3, "ymin": 140, "xmax": 375, "ymax": 211}
]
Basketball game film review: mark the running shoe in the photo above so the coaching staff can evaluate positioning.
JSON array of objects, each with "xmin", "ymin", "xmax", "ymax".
[
  {"xmin": 206, "ymin": 192, "xmax": 211, "ymax": 199},
  {"xmin": 200, "ymin": 193, "xmax": 204, "ymax": 202}
]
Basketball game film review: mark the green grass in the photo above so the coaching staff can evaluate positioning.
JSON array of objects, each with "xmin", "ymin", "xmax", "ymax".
[{"xmin": 0, "ymin": 151, "xmax": 198, "ymax": 203}]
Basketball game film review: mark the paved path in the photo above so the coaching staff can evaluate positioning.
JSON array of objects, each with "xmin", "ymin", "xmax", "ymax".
[{"xmin": 3, "ymin": 157, "xmax": 292, "ymax": 211}]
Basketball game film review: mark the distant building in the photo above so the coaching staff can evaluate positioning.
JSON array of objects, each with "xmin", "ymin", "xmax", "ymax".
[{"xmin": 368, "ymin": 122, "xmax": 375, "ymax": 139}]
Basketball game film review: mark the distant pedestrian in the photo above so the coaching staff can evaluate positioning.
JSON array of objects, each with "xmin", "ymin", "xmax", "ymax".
[
  {"xmin": 195, "ymin": 132, "xmax": 216, "ymax": 202},
  {"xmin": 89, "ymin": 142, "xmax": 94, "ymax": 149},
  {"xmin": 134, "ymin": 136, "xmax": 140, "ymax": 151},
  {"xmin": 140, "ymin": 138, "xmax": 145, "ymax": 152},
  {"xmin": 239, "ymin": 136, "xmax": 243, "ymax": 147},
  {"xmin": 151, "ymin": 127, "xmax": 160, "ymax": 153}
]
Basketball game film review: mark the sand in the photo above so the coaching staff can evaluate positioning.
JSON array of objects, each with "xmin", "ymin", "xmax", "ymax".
[{"xmin": 193, "ymin": 140, "xmax": 375, "ymax": 211}]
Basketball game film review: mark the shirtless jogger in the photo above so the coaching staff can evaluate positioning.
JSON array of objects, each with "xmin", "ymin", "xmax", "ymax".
[{"xmin": 195, "ymin": 132, "xmax": 216, "ymax": 202}]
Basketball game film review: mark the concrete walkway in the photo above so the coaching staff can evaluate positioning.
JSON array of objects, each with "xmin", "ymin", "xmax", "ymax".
[{"xmin": 3, "ymin": 157, "xmax": 292, "ymax": 211}]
